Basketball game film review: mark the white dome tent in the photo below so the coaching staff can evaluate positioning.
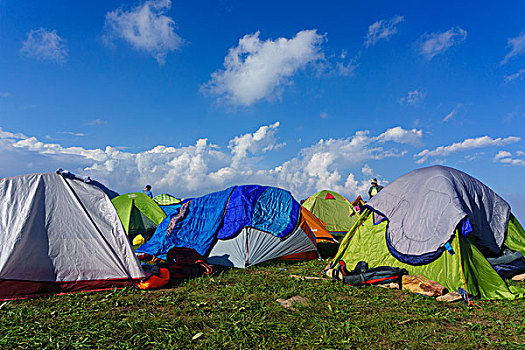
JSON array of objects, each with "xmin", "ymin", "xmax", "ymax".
[{"xmin": 0, "ymin": 171, "xmax": 144, "ymax": 300}]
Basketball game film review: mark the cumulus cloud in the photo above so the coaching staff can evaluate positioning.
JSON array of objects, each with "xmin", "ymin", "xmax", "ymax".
[
  {"xmin": 104, "ymin": 0, "xmax": 183, "ymax": 65},
  {"xmin": 501, "ymin": 31, "xmax": 525, "ymax": 65},
  {"xmin": 417, "ymin": 26, "xmax": 467, "ymax": 60},
  {"xmin": 0, "ymin": 128, "xmax": 27, "ymax": 141},
  {"xmin": 494, "ymin": 150, "xmax": 525, "ymax": 166},
  {"xmin": 20, "ymin": 28, "xmax": 68, "ymax": 63},
  {"xmin": 400, "ymin": 89, "xmax": 425, "ymax": 105},
  {"xmin": 201, "ymin": 30, "xmax": 325, "ymax": 106},
  {"xmin": 442, "ymin": 104, "xmax": 462, "ymax": 122},
  {"xmin": 364, "ymin": 15, "xmax": 404, "ymax": 47},
  {"xmin": 228, "ymin": 122, "xmax": 284, "ymax": 168},
  {"xmin": 504, "ymin": 69, "xmax": 525, "ymax": 83},
  {"xmin": 376, "ymin": 126, "xmax": 423, "ymax": 146},
  {"xmin": 416, "ymin": 135, "xmax": 520, "ymax": 164},
  {"xmin": 361, "ymin": 164, "xmax": 374, "ymax": 177},
  {"xmin": 0, "ymin": 124, "xmax": 422, "ymax": 200}
]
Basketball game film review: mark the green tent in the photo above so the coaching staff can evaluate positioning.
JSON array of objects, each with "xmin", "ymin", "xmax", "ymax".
[
  {"xmin": 302, "ymin": 190, "xmax": 359, "ymax": 233},
  {"xmin": 330, "ymin": 210, "xmax": 525, "ymax": 300},
  {"xmin": 153, "ymin": 193, "xmax": 181, "ymax": 206},
  {"xmin": 328, "ymin": 166, "xmax": 525, "ymax": 301},
  {"xmin": 112, "ymin": 192, "xmax": 166, "ymax": 238}
]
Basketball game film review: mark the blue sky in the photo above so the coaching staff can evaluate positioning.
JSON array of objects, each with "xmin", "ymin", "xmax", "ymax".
[{"xmin": 1, "ymin": 1, "xmax": 524, "ymax": 220}]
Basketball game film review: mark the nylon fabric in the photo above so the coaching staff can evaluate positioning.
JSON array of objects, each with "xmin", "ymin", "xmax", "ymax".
[
  {"xmin": 208, "ymin": 225, "xmax": 317, "ymax": 268},
  {"xmin": 138, "ymin": 185, "xmax": 317, "ymax": 267},
  {"xmin": 368, "ymin": 165, "xmax": 510, "ymax": 258},
  {"xmin": 137, "ymin": 187, "xmax": 235, "ymax": 259},
  {"xmin": 153, "ymin": 193, "xmax": 181, "ymax": 206},
  {"xmin": 300, "ymin": 207, "xmax": 336, "ymax": 243},
  {"xmin": 111, "ymin": 192, "xmax": 166, "ymax": 236},
  {"xmin": 302, "ymin": 190, "xmax": 358, "ymax": 232},
  {"xmin": 330, "ymin": 211, "xmax": 524, "ymax": 300},
  {"xmin": 505, "ymin": 214, "xmax": 525, "ymax": 256},
  {"xmin": 252, "ymin": 187, "xmax": 299, "ymax": 238},
  {"xmin": 159, "ymin": 204, "xmax": 181, "ymax": 217},
  {"xmin": 0, "ymin": 173, "xmax": 143, "ymax": 289},
  {"xmin": 207, "ymin": 229, "xmax": 248, "ymax": 267},
  {"xmin": 217, "ymin": 185, "xmax": 266, "ymax": 239}
]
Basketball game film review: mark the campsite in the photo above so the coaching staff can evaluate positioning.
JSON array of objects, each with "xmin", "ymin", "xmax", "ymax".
[
  {"xmin": 1, "ymin": 165, "xmax": 525, "ymax": 349},
  {"xmin": 1, "ymin": 260, "xmax": 525, "ymax": 349},
  {"xmin": 2, "ymin": 1, "xmax": 525, "ymax": 348}
]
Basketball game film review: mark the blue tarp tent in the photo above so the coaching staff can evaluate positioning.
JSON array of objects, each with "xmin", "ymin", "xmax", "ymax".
[{"xmin": 137, "ymin": 185, "xmax": 317, "ymax": 267}]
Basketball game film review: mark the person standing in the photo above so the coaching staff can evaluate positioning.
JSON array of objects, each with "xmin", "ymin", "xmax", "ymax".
[
  {"xmin": 368, "ymin": 178, "xmax": 383, "ymax": 199},
  {"xmin": 143, "ymin": 185, "xmax": 153, "ymax": 198}
]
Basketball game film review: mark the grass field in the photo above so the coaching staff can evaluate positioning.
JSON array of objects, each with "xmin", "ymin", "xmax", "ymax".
[{"xmin": 1, "ymin": 258, "xmax": 524, "ymax": 349}]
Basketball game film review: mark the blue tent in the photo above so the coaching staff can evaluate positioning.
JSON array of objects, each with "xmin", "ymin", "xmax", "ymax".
[{"xmin": 137, "ymin": 185, "xmax": 316, "ymax": 267}]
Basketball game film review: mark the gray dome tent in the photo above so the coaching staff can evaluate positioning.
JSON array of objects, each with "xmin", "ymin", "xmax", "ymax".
[
  {"xmin": 328, "ymin": 165, "xmax": 525, "ymax": 300},
  {"xmin": 369, "ymin": 165, "xmax": 510, "ymax": 264},
  {"xmin": 0, "ymin": 172, "xmax": 144, "ymax": 300}
]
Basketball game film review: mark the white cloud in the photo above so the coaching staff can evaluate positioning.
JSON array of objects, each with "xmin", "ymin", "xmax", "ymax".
[
  {"xmin": 0, "ymin": 124, "xmax": 422, "ymax": 200},
  {"xmin": 336, "ymin": 59, "xmax": 358, "ymax": 77},
  {"xmin": 494, "ymin": 150, "xmax": 512, "ymax": 161},
  {"xmin": 0, "ymin": 92, "xmax": 11, "ymax": 98},
  {"xmin": 104, "ymin": 0, "xmax": 183, "ymax": 65},
  {"xmin": 442, "ymin": 104, "xmax": 462, "ymax": 122},
  {"xmin": 504, "ymin": 69, "xmax": 525, "ymax": 83},
  {"xmin": 85, "ymin": 118, "xmax": 107, "ymax": 126},
  {"xmin": 58, "ymin": 131, "xmax": 85, "ymax": 137},
  {"xmin": 416, "ymin": 136, "xmax": 521, "ymax": 164},
  {"xmin": 20, "ymin": 28, "xmax": 67, "ymax": 63},
  {"xmin": 364, "ymin": 15, "xmax": 404, "ymax": 47},
  {"xmin": 333, "ymin": 46, "xmax": 361, "ymax": 78},
  {"xmin": 361, "ymin": 164, "xmax": 374, "ymax": 177},
  {"xmin": 418, "ymin": 26, "xmax": 467, "ymax": 60},
  {"xmin": 201, "ymin": 30, "xmax": 325, "ymax": 106},
  {"xmin": 376, "ymin": 126, "xmax": 422, "ymax": 146},
  {"xmin": 0, "ymin": 128, "xmax": 27, "ymax": 140},
  {"xmin": 400, "ymin": 89, "xmax": 425, "ymax": 105},
  {"xmin": 228, "ymin": 122, "xmax": 284, "ymax": 168},
  {"xmin": 494, "ymin": 150, "xmax": 525, "ymax": 166},
  {"xmin": 502, "ymin": 31, "xmax": 525, "ymax": 65}
]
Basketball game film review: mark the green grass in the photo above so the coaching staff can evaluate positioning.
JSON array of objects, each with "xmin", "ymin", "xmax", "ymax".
[{"xmin": 1, "ymin": 259, "xmax": 525, "ymax": 349}]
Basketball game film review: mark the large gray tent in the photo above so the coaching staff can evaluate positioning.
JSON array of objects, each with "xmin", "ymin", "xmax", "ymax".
[
  {"xmin": 368, "ymin": 165, "xmax": 511, "ymax": 263},
  {"xmin": 0, "ymin": 172, "xmax": 144, "ymax": 300}
]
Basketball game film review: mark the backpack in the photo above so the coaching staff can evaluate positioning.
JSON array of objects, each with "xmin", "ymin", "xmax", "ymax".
[{"xmin": 333, "ymin": 261, "xmax": 407, "ymax": 287}]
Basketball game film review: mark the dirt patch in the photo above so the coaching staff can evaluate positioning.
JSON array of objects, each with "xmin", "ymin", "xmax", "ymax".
[{"xmin": 276, "ymin": 295, "xmax": 309, "ymax": 310}]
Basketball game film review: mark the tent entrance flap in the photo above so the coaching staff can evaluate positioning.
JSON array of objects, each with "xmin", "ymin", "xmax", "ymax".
[{"xmin": 129, "ymin": 203, "xmax": 157, "ymax": 236}]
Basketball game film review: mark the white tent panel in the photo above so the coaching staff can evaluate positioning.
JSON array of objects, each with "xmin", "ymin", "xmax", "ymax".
[
  {"xmin": 0, "ymin": 173, "xmax": 143, "ymax": 284},
  {"xmin": 207, "ymin": 225, "xmax": 317, "ymax": 268}
]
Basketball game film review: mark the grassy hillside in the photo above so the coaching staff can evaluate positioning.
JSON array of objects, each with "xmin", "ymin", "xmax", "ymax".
[{"xmin": 1, "ymin": 259, "xmax": 524, "ymax": 349}]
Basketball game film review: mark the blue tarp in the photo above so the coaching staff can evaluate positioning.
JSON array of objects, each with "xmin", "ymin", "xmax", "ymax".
[
  {"xmin": 217, "ymin": 185, "xmax": 267, "ymax": 239},
  {"xmin": 137, "ymin": 187, "xmax": 235, "ymax": 259},
  {"xmin": 160, "ymin": 203, "xmax": 182, "ymax": 217},
  {"xmin": 137, "ymin": 185, "xmax": 301, "ymax": 259},
  {"xmin": 252, "ymin": 187, "xmax": 300, "ymax": 239}
]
